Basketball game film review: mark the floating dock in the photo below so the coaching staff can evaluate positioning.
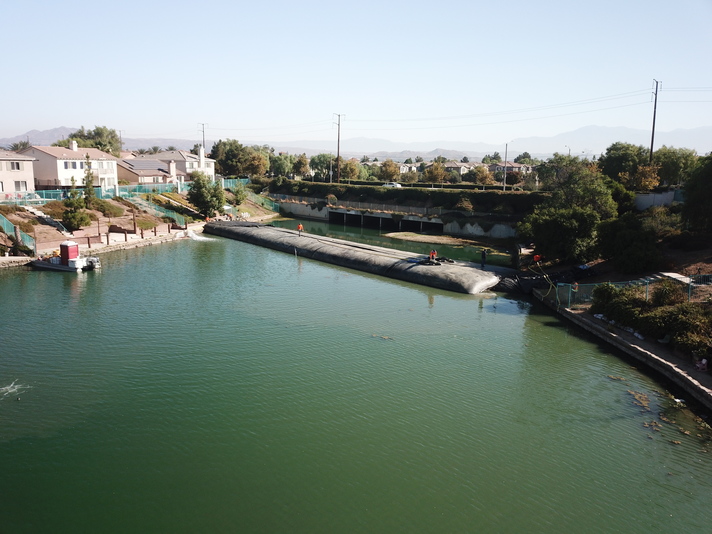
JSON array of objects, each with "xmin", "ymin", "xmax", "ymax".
[{"xmin": 204, "ymin": 221, "xmax": 499, "ymax": 294}]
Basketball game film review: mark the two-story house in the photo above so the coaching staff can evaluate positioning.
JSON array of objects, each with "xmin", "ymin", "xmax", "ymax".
[
  {"xmin": 0, "ymin": 150, "xmax": 36, "ymax": 200},
  {"xmin": 488, "ymin": 162, "xmax": 533, "ymax": 175},
  {"xmin": 135, "ymin": 146, "xmax": 215, "ymax": 180},
  {"xmin": 117, "ymin": 159, "xmax": 187, "ymax": 185},
  {"xmin": 20, "ymin": 141, "xmax": 118, "ymax": 190}
]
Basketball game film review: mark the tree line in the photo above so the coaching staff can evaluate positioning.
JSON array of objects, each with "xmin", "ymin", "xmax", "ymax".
[{"xmin": 19, "ymin": 126, "xmax": 710, "ymax": 274}]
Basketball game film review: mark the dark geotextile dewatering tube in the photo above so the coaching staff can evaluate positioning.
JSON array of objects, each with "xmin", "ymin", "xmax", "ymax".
[{"xmin": 204, "ymin": 221, "xmax": 499, "ymax": 294}]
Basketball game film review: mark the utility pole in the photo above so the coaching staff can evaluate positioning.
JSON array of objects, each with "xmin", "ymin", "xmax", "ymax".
[
  {"xmin": 649, "ymin": 80, "xmax": 660, "ymax": 165},
  {"xmin": 502, "ymin": 143, "xmax": 508, "ymax": 191},
  {"xmin": 198, "ymin": 123, "xmax": 208, "ymax": 148},
  {"xmin": 334, "ymin": 114, "xmax": 343, "ymax": 183}
]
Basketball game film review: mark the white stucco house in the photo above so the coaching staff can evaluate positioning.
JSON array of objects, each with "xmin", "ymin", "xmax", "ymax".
[
  {"xmin": 135, "ymin": 146, "xmax": 215, "ymax": 181},
  {"xmin": 117, "ymin": 158, "xmax": 187, "ymax": 185},
  {"xmin": 0, "ymin": 150, "xmax": 36, "ymax": 200},
  {"xmin": 489, "ymin": 162, "xmax": 534, "ymax": 175},
  {"xmin": 20, "ymin": 141, "xmax": 118, "ymax": 190}
]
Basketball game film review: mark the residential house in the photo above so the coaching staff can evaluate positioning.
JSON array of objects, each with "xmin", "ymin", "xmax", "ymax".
[
  {"xmin": 443, "ymin": 161, "xmax": 471, "ymax": 175},
  {"xmin": 398, "ymin": 163, "xmax": 419, "ymax": 174},
  {"xmin": 135, "ymin": 146, "xmax": 215, "ymax": 180},
  {"xmin": 0, "ymin": 150, "xmax": 36, "ymax": 200},
  {"xmin": 488, "ymin": 161, "xmax": 534, "ymax": 175},
  {"xmin": 20, "ymin": 141, "xmax": 118, "ymax": 190},
  {"xmin": 117, "ymin": 159, "xmax": 187, "ymax": 185}
]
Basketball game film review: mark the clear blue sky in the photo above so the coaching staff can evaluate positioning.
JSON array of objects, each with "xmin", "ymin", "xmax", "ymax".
[{"xmin": 2, "ymin": 0, "xmax": 711, "ymax": 148}]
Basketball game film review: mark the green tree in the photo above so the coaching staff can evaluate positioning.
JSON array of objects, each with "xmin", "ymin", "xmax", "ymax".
[
  {"xmin": 341, "ymin": 159, "xmax": 360, "ymax": 183},
  {"xmin": 467, "ymin": 166, "xmax": 493, "ymax": 185},
  {"xmin": 360, "ymin": 155, "xmax": 370, "ymax": 163},
  {"xmin": 62, "ymin": 177, "xmax": 91, "ymax": 231},
  {"xmin": 536, "ymin": 153, "xmax": 588, "ymax": 190},
  {"xmin": 7, "ymin": 140, "xmax": 30, "ymax": 152},
  {"xmin": 518, "ymin": 206, "xmax": 600, "ymax": 262},
  {"xmin": 597, "ymin": 213, "xmax": 659, "ymax": 273},
  {"xmin": 514, "ymin": 152, "xmax": 533, "ymax": 164},
  {"xmin": 244, "ymin": 147, "xmax": 269, "ymax": 177},
  {"xmin": 187, "ymin": 172, "xmax": 225, "ymax": 218},
  {"xmin": 518, "ymin": 162, "xmax": 617, "ymax": 262},
  {"xmin": 618, "ymin": 164, "xmax": 660, "ymax": 192},
  {"xmin": 682, "ymin": 155, "xmax": 712, "ymax": 232},
  {"xmin": 270, "ymin": 153, "xmax": 295, "ymax": 177},
  {"xmin": 424, "ymin": 162, "xmax": 447, "ymax": 187},
  {"xmin": 231, "ymin": 183, "xmax": 248, "ymax": 206},
  {"xmin": 293, "ymin": 153, "xmax": 310, "ymax": 179},
  {"xmin": 191, "ymin": 144, "xmax": 202, "ymax": 155},
  {"xmin": 549, "ymin": 167, "xmax": 618, "ymax": 220},
  {"xmin": 404, "ymin": 158, "xmax": 413, "ymax": 164},
  {"xmin": 83, "ymin": 155, "xmax": 96, "ymax": 209},
  {"xmin": 210, "ymin": 139, "xmax": 267, "ymax": 177},
  {"xmin": 461, "ymin": 156, "xmax": 469, "ymax": 163},
  {"xmin": 309, "ymin": 154, "xmax": 333, "ymax": 181},
  {"xmin": 210, "ymin": 139, "xmax": 247, "ymax": 175},
  {"xmin": 598, "ymin": 142, "xmax": 649, "ymax": 187},
  {"xmin": 380, "ymin": 159, "xmax": 400, "ymax": 182},
  {"xmin": 54, "ymin": 126, "xmax": 122, "ymax": 156},
  {"xmin": 653, "ymin": 145, "xmax": 698, "ymax": 185}
]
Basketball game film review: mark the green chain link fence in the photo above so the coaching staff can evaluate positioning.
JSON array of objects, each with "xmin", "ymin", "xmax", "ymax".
[{"xmin": 0, "ymin": 212, "xmax": 36, "ymax": 252}]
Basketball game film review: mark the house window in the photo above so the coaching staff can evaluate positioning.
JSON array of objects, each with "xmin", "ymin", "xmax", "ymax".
[
  {"xmin": 0, "ymin": 182, "xmax": 3, "ymax": 192},
  {"xmin": 80, "ymin": 162, "xmax": 84, "ymax": 169},
  {"xmin": 64, "ymin": 161, "xmax": 70, "ymax": 169},
  {"xmin": 98, "ymin": 161, "xmax": 104, "ymax": 169},
  {"xmin": 9, "ymin": 161, "xmax": 21, "ymax": 171},
  {"xmin": 15, "ymin": 181, "xmax": 27, "ymax": 192},
  {"xmin": 72, "ymin": 162, "xmax": 77, "ymax": 169}
]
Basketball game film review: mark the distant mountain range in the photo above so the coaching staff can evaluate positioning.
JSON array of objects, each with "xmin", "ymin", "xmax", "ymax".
[{"xmin": 2, "ymin": 125, "xmax": 710, "ymax": 161}]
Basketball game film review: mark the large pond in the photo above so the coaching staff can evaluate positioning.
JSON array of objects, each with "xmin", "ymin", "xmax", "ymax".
[{"xmin": 1, "ymin": 232, "xmax": 711, "ymax": 533}]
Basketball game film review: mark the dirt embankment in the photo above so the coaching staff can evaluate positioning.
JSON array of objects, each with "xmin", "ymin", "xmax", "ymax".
[{"xmin": 2, "ymin": 198, "xmax": 278, "ymax": 253}]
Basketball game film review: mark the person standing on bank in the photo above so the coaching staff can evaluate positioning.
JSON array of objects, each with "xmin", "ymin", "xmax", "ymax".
[
  {"xmin": 297, "ymin": 223, "xmax": 304, "ymax": 237},
  {"xmin": 481, "ymin": 248, "xmax": 487, "ymax": 269}
]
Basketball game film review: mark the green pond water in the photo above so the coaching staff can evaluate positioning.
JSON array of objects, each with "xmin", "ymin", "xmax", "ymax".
[{"xmin": 1, "ymin": 230, "xmax": 712, "ymax": 533}]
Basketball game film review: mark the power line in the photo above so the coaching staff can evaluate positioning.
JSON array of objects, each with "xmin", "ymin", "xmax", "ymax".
[
  {"xmin": 348, "ymin": 89, "xmax": 651, "ymax": 123},
  {"xmin": 346, "ymin": 101, "xmax": 650, "ymax": 132}
]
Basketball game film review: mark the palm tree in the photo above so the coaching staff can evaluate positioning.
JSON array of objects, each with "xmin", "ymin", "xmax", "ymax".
[
  {"xmin": 149, "ymin": 146, "xmax": 162, "ymax": 154},
  {"xmin": 7, "ymin": 140, "xmax": 30, "ymax": 152}
]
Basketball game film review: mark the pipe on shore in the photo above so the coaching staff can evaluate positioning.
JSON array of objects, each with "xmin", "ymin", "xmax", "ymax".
[{"xmin": 204, "ymin": 221, "xmax": 499, "ymax": 294}]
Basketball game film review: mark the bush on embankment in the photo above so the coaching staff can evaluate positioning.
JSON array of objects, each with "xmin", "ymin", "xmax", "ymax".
[
  {"xmin": 267, "ymin": 179, "xmax": 549, "ymax": 215},
  {"xmin": 590, "ymin": 280, "xmax": 712, "ymax": 358}
]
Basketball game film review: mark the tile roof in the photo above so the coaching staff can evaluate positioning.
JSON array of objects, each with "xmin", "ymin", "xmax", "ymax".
[
  {"xmin": 118, "ymin": 159, "xmax": 187, "ymax": 176},
  {"xmin": 21, "ymin": 146, "xmax": 116, "ymax": 160},
  {"xmin": 0, "ymin": 149, "xmax": 35, "ymax": 161},
  {"xmin": 135, "ymin": 150, "xmax": 215, "ymax": 163}
]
